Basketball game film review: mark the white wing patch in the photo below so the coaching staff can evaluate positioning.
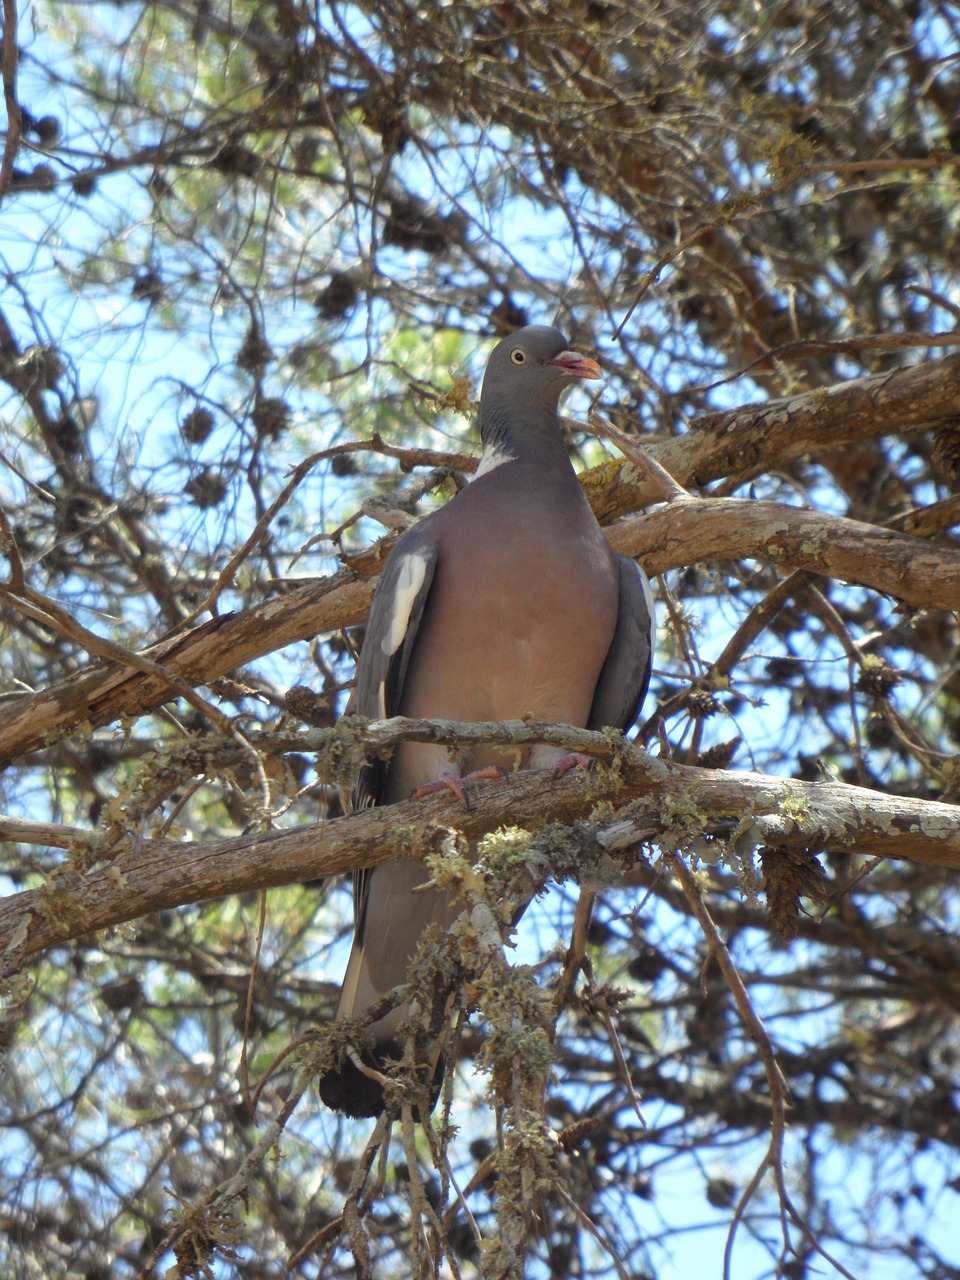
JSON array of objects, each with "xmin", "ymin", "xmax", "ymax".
[
  {"xmin": 639, "ymin": 564, "xmax": 656, "ymax": 644},
  {"xmin": 381, "ymin": 549, "xmax": 429, "ymax": 658}
]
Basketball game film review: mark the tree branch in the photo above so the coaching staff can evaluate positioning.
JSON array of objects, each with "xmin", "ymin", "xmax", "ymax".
[
  {"xmin": 2, "ymin": 493, "xmax": 957, "ymax": 772},
  {"xmin": 4, "ymin": 718, "xmax": 960, "ymax": 976},
  {"xmin": 0, "ymin": 0, "xmax": 21, "ymax": 204},
  {"xmin": 0, "ymin": 568, "xmax": 375, "ymax": 766},
  {"xmin": 609, "ymin": 495, "xmax": 960, "ymax": 609},
  {"xmin": 587, "ymin": 352, "xmax": 960, "ymax": 520}
]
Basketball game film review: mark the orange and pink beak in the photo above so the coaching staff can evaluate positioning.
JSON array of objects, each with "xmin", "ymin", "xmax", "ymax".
[{"xmin": 548, "ymin": 350, "xmax": 603, "ymax": 380}]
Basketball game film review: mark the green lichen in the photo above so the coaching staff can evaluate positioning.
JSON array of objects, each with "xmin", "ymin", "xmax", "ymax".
[
  {"xmin": 474, "ymin": 966, "xmax": 553, "ymax": 1091},
  {"xmin": 392, "ymin": 823, "xmax": 420, "ymax": 859},
  {"xmin": 780, "ymin": 786, "xmax": 812, "ymax": 828},
  {"xmin": 424, "ymin": 832, "xmax": 475, "ymax": 898},
  {"xmin": 657, "ymin": 789, "xmax": 712, "ymax": 853},
  {"xmin": 313, "ymin": 714, "xmax": 376, "ymax": 788},
  {"xmin": 474, "ymin": 825, "xmax": 544, "ymax": 910}
]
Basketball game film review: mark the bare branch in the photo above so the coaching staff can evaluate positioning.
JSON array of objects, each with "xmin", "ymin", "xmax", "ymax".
[{"xmin": 0, "ymin": 569, "xmax": 375, "ymax": 766}]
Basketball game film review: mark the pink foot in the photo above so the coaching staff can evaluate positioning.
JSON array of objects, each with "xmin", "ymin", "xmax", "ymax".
[
  {"xmin": 552, "ymin": 752, "xmax": 593, "ymax": 780},
  {"xmin": 412, "ymin": 766, "xmax": 505, "ymax": 807}
]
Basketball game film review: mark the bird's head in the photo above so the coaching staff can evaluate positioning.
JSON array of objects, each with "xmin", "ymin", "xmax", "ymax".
[{"xmin": 481, "ymin": 325, "xmax": 602, "ymax": 411}]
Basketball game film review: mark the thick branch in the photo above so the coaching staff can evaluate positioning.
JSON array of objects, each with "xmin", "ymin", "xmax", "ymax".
[
  {"xmin": 4, "ymin": 720, "xmax": 960, "ymax": 975},
  {"xmin": 589, "ymin": 352, "xmax": 960, "ymax": 521},
  {"xmin": 0, "ymin": 570, "xmax": 374, "ymax": 767},
  {"xmin": 609, "ymin": 496, "xmax": 960, "ymax": 609}
]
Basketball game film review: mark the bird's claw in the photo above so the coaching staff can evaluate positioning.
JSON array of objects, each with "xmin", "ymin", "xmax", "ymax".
[
  {"xmin": 412, "ymin": 773, "xmax": 467, "ymax": 804},
  {"xmin": 411, "ymin": 765, "xmax": 506, "ymax": 808},
  {"xmin": 552, "ymin": 752, "xmax": 594, "ymax": 780}
]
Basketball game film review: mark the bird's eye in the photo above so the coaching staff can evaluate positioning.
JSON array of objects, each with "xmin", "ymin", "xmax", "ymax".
[{"xmin": 510, "ymin": 348, "xmax": 526, "ymax": 365}]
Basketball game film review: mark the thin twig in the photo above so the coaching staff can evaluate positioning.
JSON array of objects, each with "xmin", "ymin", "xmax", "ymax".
[
  {"xmin": 695, "ymin": 329, "xmax": 960, "ymax": 392},
  {"xmin": 185, "ymin": 451, "xmax": 327, "ymax": 627},
  {"xmin": 554, "ymin": 1185, "xmax": 634, "ymax": 1280},
  {"xmin": 0, "ymin": 505, "xmax": 25, "ymax": 590},
  {"xmin": 240, "ymin": 890, "xmax": 268, "ymax": 1113},
  {"xmin": 0, "ymin": 578, "xmax": 277, "ymax": 817},
  {"xmin": 615, "ymin": 152, "xmax": 960, "ymax": 337},
  {"xmin": 138, "ymin": 1054, "xmax": 320, "ymax": 1279},
  {"xmin": 791, "ymin": 154, "xmax": 960, "ymax": 178},
  {"xmin": 0, "ymin": 580, "xmax": 235, "ymax": 734},
  {"xmin": 614, "ymin": 174, "xmax": 798, "ymax": 338},
  {"xmin": 595, "ymin": 993, "xmax": 645, "ymax": 1124},
  {"xmin": 289, "ymin": 1112, "xmax": 391, "ymax": 1269}
]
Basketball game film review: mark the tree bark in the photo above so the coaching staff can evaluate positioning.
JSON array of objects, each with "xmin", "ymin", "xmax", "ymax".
[{"xmin": 609, "ymin": 495, "xmax": 960, "ymax": 608}]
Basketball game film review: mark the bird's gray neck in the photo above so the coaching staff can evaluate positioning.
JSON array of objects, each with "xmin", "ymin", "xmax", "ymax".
[{"xmin": 477, "ymin": 401, "xmax": 573, "ymax": 477}]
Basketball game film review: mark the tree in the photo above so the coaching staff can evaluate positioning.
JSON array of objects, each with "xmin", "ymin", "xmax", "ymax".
[{"xmin": 2, "ymin": 0, "xmax": 960, "ymax": 1276}]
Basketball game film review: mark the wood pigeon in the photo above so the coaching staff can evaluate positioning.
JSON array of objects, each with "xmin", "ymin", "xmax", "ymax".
[{"xmin": 319, "ymin": 325, "xmax": 655, "ymax": 1117}]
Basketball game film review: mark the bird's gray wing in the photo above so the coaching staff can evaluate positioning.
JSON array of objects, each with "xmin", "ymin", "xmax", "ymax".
[
  {"xmin": 587, "ymin": 555, "xmax": 655, "ymax": 733},
  {"xmin": 319, "ymin": 527, "xmax": 442, "ymax": 1116},
  {"xmin": 349, "ymin": 526, "xmax": 438, "ymax": 916}
]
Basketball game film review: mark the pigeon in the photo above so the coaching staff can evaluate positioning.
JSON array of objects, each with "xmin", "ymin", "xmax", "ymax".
[{"xmin": 319, "ymin": 325, "xmax": 655, "ymax": 1116}]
